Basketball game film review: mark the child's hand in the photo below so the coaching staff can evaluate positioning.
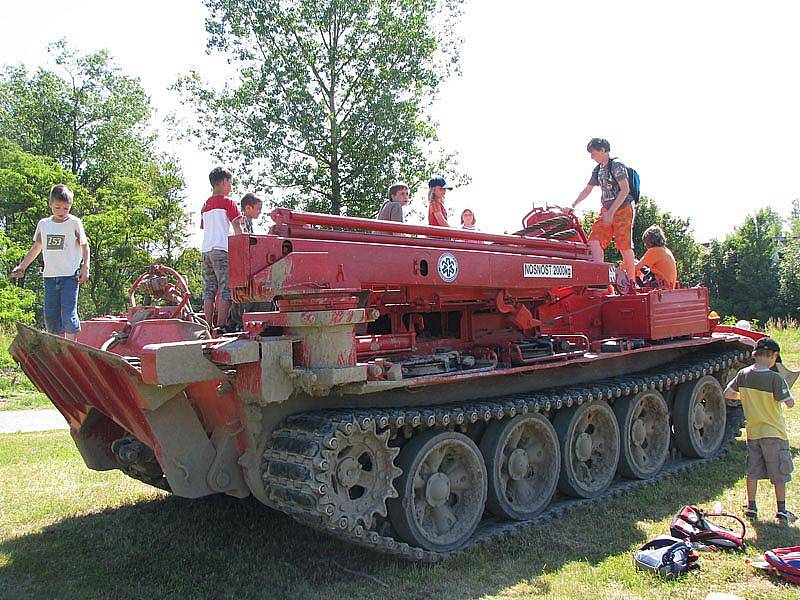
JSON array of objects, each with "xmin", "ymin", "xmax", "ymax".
[
  {"xmin": 10, "ymin": 265, "xmax": 25, "ymax": 278},
  {"xmin": 786, "ymin": 398, "xmax": 795, "ymax": 408},
  {"xmin": 78, "ymin": 267, "xmax": 89, "ymax": 284}
]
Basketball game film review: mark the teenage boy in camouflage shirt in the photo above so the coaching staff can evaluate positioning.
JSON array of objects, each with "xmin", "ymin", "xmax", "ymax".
[{"xmin": 572, "ymin": 138, "xmax": 636, "ymax": 281}]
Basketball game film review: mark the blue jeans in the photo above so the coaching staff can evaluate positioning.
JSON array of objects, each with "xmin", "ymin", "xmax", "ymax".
[{"xmin": 43, "ymin": 276, "xmax": 81, "ymax": 334}]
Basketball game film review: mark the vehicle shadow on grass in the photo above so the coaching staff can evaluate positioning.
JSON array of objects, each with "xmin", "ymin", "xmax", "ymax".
[{"xmin": 0, "ymin": 441, "xmax": 779, "ymax": 600}]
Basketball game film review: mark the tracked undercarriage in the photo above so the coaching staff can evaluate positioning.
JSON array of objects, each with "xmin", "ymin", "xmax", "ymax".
[
  {"xmin": 261, "ymin": 347, "xmax": 748, "ymax": 561},
  {"xmin": 11, "ymin": 209, "xmax": 766, "ymax": 561}
]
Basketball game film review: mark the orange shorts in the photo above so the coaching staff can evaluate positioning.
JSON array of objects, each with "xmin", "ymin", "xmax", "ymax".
[{"xmin": 589, "ymin": 203, "xmax": 635, "ymax": 251}]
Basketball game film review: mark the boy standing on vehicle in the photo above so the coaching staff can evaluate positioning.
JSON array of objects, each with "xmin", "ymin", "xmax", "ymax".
[
  {"xmin": 572, "ymin": 138, "xmax": 636, "ymax": 281},
  {"xmin": 201, "ymin": 167, "xmax": 242, "ymax": 330},
  {"xmin": 724, "ymin": 337, "xmax": 796, "ymax": 523},
  {"xmin": 10, "ymin": 184, "xmax": 89, "ymax": 341}
]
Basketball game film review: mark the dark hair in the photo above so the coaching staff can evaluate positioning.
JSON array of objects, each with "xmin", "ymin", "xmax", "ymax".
[
  {"xmin": 49, "ymin": 183, "xmax": 73, "ymax": 203},
  {"xmin": 587, "ymin": 138, "xmax": 611, "ymax": 152},
  {"xmin": 241, "ymin": 193, "xmax": 262, "ymax": 209},
  {"xmin": 209, "ymin": 166, "xmax": 233, "ymax": 186},
  {"xmin": 388, "ymin": 182, "xmax": 409, "ymax": 199},
  {"xmin": 642, "ymin": 224, "xmax": 666, "ymax": 247}
]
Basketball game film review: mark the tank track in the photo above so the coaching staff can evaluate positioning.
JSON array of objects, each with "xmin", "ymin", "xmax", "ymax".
[{"xmin": 262, "ymin": 347, "xmax": 749, "ymax": 562}]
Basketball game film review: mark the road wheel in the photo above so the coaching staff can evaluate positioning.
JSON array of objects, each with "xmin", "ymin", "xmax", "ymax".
[
  {"xmin": 613, "ymin": 390, "xmax": 670, "ymax": 479},
  {"xmin": 388, "ymin": 430, "xmax": 487, "ymax": 552},
  {"xmin": 673, "ymin": 375, "xmax": 727, "ymax": 458},
  {"xmin": 480, "ymin": 413, "xmax": 560, "ymax": 520},
  {"xmin": 553, "ymin": 400, "xmax": 619, "ymax": 498}
]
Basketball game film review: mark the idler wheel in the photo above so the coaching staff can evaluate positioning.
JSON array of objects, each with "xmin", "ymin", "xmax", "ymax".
[
  {"xmin": 674, "ymin": 375, "xmax": 727, "ymax": 458},
  {"xmin": 480, "ymin": 413, "xmax": 560, "ymax": 520},
  {"xmin": 388, "ymin": 430, "xmax": 487, "ymax": 552},
  {"xmin": 553, "ymin": 400, "xmax": 620, "ymax": 498},
  {"xmin": 613, "ymin": 390, "xmax": 670, "ymax": 479}
]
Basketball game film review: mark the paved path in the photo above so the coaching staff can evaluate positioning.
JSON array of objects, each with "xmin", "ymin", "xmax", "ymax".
[{"xmin": 0, "ymin": 408, "xmax": 69, "ymax": 434}]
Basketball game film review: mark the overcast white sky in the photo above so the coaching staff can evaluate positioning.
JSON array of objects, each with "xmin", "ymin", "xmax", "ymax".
[{"xmin": 2, "ymin": 0, "xmax": 799, "ymax": 243}]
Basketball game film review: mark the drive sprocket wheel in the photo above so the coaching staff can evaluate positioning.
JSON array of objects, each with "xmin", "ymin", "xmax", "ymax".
[
  {"xmin": 323, "ymin": 421, "xmax": 402, "ymax": 530},
  {"xmin": 480, "ymin": 413, "xmax": 560, "ymax": 520},
  {"xmin": 673, "ymin": 375, "xmax": 727, "ymax": 458}
]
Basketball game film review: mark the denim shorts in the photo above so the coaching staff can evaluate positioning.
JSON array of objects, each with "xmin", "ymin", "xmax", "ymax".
[
  {"xmin": 43, "ymin": 275, "xmax": 81, "ymax": 334},
  {"xmin": 202, "ymin": 249, "xmax": 232, "ymax": 301}
]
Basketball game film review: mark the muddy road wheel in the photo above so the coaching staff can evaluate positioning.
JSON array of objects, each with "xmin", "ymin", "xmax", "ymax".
[
  {"xmin": 613, "ymin": 391, "xmax": 670, "ymax": 479},
  {"xmin": 674, "ymin": 375, "xmax": 727, "ymax": 458},
  {"xmin": 480, "ymin": 413, "xmax": 559, "ymax": 520},
  {"xmin": 554, "ymin": 400, "xmax": 620, "ymax": 498},
  {"xmin": 388, "ymin": 430, "xmax": 487, "ymax": 552}
]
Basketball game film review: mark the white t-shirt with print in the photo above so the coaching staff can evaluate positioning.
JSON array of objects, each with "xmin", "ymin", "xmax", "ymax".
[{"xmin": 33, "ymin": 215, "xmax": 88, "ymax": 277}]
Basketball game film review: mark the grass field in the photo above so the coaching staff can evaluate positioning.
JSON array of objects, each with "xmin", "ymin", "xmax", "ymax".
[
  {"xmin": 0, "ymin": 329, "xmax": 798, "ymax": 599},
  {"xmin": 0, "ymin": 329, "xmax": 49, "ymax": 412}
]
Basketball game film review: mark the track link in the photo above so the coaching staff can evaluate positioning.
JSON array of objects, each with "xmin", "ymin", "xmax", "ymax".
[{"xmin": 261, "ymin": 347, "xmax": 749, "ymax": 562}]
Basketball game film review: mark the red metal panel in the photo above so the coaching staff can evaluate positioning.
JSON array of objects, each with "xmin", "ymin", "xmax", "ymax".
[
  {"xmin": 237, "ymin": 236, "xmax": 613, "ymax": 304},
  {"xmin": 602, "ymin": 288, "xmax": 710, "ymax": 340},
  {"xmin": 649, "ymin": 287, "xmax": 710, "ymax": 340}
]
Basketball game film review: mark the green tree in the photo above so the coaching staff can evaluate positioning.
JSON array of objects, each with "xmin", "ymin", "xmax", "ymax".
[
  {"xmin": 176, "ymin": 0, "xmax": 466, "ymax": 216},
  {"xmin": 700, "ymin": 208, "xmax": 783, "ymax": 322},
  {"xmin": 0, "ymin": 40, "xmax": 153, "ymax": 192},
  {"xmin": 0, "ymin": 40, "xmax": 198, "ymax": 322}
]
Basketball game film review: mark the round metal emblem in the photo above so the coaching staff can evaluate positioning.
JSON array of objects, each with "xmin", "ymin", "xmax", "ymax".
[{"xmin": 437, "ymin": 253, "xmax": 459, "ymax": 282}]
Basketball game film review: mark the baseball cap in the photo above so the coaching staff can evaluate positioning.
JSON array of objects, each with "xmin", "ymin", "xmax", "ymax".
[
  {"xmin": 755, "ymin": 337, "xmax": 782, "ymax": 362},
  {"xmin": 428, "ymin": 177, "xmax": 453, "ymax": 190}
]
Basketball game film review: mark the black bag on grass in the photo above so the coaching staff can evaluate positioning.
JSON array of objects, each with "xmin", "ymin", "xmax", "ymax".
[
  {"xmin": 670, "ymin": 505, "xmax": 746, "ymax": 551},
  {"xmin": 634, "ymin": 535, "xmax": 699, "ymax": 578}
]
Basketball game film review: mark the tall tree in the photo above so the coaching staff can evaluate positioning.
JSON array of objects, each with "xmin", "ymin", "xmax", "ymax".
[
  {"xmin": 0, "ymin": 40, "xmax": 153, "ymax": 192},
  {"xmin": 0, "ymin": 40, "xmax": 195, "ymax": 323},
  {"xmin": 700, "ymin": 208, "xmax": 783, "ymax": 322},
  {"xmin": 177, "ymin": 0, "xmax": 465, "ymax": 216}
]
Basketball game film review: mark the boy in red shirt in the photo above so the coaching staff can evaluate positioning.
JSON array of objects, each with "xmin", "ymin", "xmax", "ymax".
[{"xmin": 200, "ymin": 167, "xmax": 242, "ymax": 329}]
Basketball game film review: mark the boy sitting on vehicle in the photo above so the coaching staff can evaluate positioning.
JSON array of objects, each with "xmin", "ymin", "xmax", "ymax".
[{"xmin": 635, "ymin": 225, "xmax": 677, "ymax": 289}]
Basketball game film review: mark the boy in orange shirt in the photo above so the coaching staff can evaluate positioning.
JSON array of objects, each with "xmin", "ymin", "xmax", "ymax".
[{"xmin": 635, "ymin": 225, "xmax": 677, "ymax": 289}]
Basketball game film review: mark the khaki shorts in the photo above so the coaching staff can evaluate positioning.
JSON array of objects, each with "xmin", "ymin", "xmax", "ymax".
[
  {"xmin": 746, "ymin": 437, "xmax": 793, "ymax": 484},
  {"xmin": 202, "ymin": 249, "xmax": 231, "ymax": 301}
]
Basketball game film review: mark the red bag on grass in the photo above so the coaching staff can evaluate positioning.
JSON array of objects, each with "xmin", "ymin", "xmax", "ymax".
[{"xmin": 670, "ymin": 505, "xmax": 746, "ymax": 551}]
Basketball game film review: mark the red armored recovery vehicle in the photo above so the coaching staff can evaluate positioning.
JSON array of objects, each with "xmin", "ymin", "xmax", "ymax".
[{"xmin": 11, "ymin": 206, "xmax": 761, "ymax": 561}]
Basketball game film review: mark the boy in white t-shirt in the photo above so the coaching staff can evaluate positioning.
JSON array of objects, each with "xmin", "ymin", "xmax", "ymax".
[
  {"xmin": 11, "ymin": 184, "xmax": 90, "ymax": 340},
  {"xmin": 200, "ymin": 166, "xmax": 242, "ymax": 329}
]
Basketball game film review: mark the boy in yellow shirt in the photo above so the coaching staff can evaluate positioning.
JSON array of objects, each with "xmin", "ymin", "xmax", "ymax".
[{"xmin": 724, "ymin": 337, "xmax": 795, "ymax": 523}]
